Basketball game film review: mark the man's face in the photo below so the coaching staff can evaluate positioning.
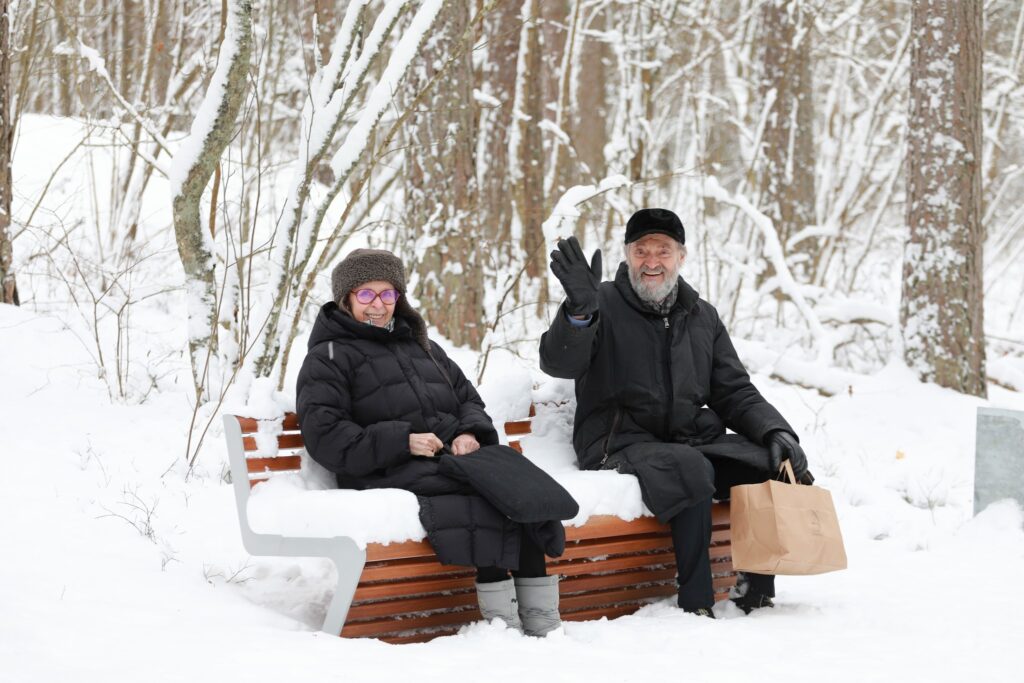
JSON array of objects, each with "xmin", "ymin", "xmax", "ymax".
[{"xmin": 626, "ymin": 233, "xmax": 686, "ymax": 303}]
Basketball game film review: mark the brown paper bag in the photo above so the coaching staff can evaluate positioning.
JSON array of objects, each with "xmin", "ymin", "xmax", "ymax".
[{"xmin": 730, "ymin": 461, "xmax": 847, "ymax": 575}]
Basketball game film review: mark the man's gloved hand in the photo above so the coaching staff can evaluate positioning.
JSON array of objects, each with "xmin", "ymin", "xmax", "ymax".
[
  {"xmin": 550, "ymin": 236, "xmax": 602, "ymax": 317},
  {"xmin": 767, "ymin": 430, "xmax": 813, "ymax": 483}
]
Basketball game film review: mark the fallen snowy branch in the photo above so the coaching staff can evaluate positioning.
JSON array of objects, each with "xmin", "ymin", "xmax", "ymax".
[
  {"xmin": 704, "ymin": 176, "xmax": 835, "ymax": 364},
  {"xmin": 541, "ymin": 174, "xmax": 631, "ymax": 245}
]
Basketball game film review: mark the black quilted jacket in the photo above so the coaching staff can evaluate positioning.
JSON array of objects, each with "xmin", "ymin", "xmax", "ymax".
[
  {"xmin": 296, "ymin": 302, "xmax": 573, "ymax": 568},
  {"xmin": 296, "ymin": 302, "xmax": 499, "ymax": 490},
  {"xmin": 540, "ymin": 263, "xmax": 793, "ymax": 470}
]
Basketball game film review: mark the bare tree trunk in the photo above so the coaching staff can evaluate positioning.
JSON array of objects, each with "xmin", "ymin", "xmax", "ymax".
[
  {"xmin": 901, "ymin": 0, "xmax": 985, "ymax": 397},
  {"xmin": 574, "ymin": 25, "xmax": 607, "ymax": 182},
  {"xmin": 313, "ymin": 0, "xmax": 339, "ymax": 68},
  {"xmin": 406, "ymin": 0, "xmax": 485, "ymax": 349},
  {"xmin": 510, "ymin": 0, "xmax": 547, "ymax": 302},
  {"xmin": 170, "ymin": 0, "xmax": 252, "ymax": 399},
  {"xmin": 477, "ymin": 0, "xmax": 519, "ymax": 258},
  {"xmin": 0, "ymin": 0, "xmax": 19, "ymax": 305},
  {"xmin": 757, "ymin": 0, "xmax": 817, "ymax": 277}
]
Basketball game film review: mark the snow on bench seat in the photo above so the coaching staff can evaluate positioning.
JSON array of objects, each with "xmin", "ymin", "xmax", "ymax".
[{"xmin": 228, "ymin": 406, "xmax": 735, "ymax": 642}]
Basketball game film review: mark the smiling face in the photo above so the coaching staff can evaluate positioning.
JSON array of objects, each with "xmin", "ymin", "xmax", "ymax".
[
  {"xmin": 347, "ymin": 280, "xmax": 398, "ymax": 327},
  {"xmin": 626, "ymin": 233, "xmax": 686, "ymax": 304}
]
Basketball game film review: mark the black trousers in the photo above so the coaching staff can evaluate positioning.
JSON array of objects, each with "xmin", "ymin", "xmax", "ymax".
[
  {"xmin": 673, "ymin": 457, "xmax": 775, "ymax": 610},
  {"xmin": 475, "ymin": 532, "xmax": 547, "ymax": 583}
]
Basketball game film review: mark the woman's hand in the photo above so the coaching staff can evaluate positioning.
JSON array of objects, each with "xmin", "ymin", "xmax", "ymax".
[
  {"xmin": 409, "ymin": 432, "xmax": 444, "ymax": 456},
  {"xmin": 451, "ymin": 433, "xmax": 480, "ymax": 456}
]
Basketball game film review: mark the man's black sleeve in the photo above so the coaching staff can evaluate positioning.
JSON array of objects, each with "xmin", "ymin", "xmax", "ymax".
[
  {"xmin": 539, "ymin": 303, "xmax": 599, "ymax": 380},
  {"xmin": 706, "ymin": 312, "xmax": 794, "ymax": 445}
]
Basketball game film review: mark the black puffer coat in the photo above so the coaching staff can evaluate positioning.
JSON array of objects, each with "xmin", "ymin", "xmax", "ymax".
[
  {"xmin": 297, "ymin": 302, "xmax": 576, "ymax": 568},
  {"xmin": 539, "ymin": 263, "xmax": 794, "ymax": 521}
]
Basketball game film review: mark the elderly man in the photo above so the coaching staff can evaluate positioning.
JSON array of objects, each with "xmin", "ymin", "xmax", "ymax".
[{"xmin": 539, "ymin": 208, "xmax": 812, "ymax": 617}]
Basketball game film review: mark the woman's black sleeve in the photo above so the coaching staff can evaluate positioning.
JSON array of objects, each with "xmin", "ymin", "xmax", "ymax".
[
  {"xmin": 296, "ymin": 345, "xmax": 412, "ymax": 477},
  {"xmin": 434, "ymin": 343, "xmax": 500, "ymax": 446}
]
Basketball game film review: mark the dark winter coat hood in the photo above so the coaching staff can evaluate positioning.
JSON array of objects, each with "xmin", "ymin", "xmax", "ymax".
[{"xmin": 309, "ymin": 300, "xmax": 430, "ymax": 352}]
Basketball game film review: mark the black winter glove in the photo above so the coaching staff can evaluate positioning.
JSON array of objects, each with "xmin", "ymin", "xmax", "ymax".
[
  {"xmin": 550, "ymin": 236, "xmax": 602, "ymax": 317},
  {"xmin": 767, "ymin": 430, "xmax": 813, "ymax": 484}
]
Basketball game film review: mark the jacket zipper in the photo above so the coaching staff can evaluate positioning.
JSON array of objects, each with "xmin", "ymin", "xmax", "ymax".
[
  {"xmin": 599, "ymin": 408, "xmax": 623, "ymax": 468},
  {"xmin": 662, "ymin": 316, "xmax": 673, "ymax": 438}
]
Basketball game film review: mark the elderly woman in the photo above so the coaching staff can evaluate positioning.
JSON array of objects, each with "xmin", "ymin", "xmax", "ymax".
[{"xmin": 296, "ymin": 248, "xmax": 578, "ymax": 636}]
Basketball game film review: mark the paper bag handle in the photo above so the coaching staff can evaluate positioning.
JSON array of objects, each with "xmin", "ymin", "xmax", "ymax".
[{"xmin": 778, "ymin": 460, "xmax": 797, "ymax": 484}]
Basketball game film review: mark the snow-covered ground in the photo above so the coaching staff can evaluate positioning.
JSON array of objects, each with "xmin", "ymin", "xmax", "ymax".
[
  {"xmin": 3, "ymin": 298, "xmax": 1023, "ymax": 683},
  {"xmin": 4, "ymin": 114, "xmax": 1023, "ymax": 682}
]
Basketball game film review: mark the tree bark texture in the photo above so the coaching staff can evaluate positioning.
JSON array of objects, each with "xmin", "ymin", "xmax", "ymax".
[
  {"xmin": 405, "ymin": 0, "xmax": 485, "ymax": 349},
  {"xmin": 757, "ymin": 0, "xmax": 817, "ymax": 275},
  {"xmin": 901, "ymin": 0, "xmax": 986, "ymax": 397},
  {"xmin": 1, "ymin": 0, "xmax": 19, "ymax": 305},
  {"xmin": 171, "ymin": 0, "xmax": 252, "ymax": 398},
  {"xmin": 511, "ymin": 0, "xmax": 547, "ymax": 288},
  {"xmin": 476, "ymin": 0, "xmax": 519, "ymax": 258}
]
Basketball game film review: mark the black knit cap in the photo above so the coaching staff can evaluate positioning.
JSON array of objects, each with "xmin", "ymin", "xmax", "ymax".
[
  {"xmin": 331, "ymin": 248, "xmax": 407, "ymax": 304},
  {"xmin": 624, "ymin": 208, "xmax": 685, "ymax": 245}
]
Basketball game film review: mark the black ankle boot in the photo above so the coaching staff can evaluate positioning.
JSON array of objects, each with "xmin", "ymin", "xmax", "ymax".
[
  {"xmin": 682, "ymin": 606, "xmax": 716, "ymax": 619},
  {"xmin": 732, "ymin": 592, "xmax": 774, "ymax": 614}
]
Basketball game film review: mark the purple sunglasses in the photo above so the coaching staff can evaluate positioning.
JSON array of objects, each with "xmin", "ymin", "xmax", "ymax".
[{"xmin": 351, "ymin": 288, "xmax": 400, "ymax": 305}]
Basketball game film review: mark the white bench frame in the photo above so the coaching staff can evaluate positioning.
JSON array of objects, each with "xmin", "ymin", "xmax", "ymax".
[{"xmin": 223, "ymin": 414, "xmax": 367, "ymax": 635}]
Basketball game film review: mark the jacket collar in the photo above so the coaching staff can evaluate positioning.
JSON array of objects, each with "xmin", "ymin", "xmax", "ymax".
[
  {"xmin": 613, "ymin": 262, "xmax": 699, "ymax": 316},
  {"xmin": 307, "ymin": 301, "xmax": 416, "ymax": 350}
]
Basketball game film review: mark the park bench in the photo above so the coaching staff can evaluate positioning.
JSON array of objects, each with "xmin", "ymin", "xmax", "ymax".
[{"xmin": 224, "ymin": 405, "xmax": 736, "ymax": 643}]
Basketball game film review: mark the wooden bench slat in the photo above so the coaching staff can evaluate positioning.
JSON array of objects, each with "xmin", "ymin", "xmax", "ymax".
[
  {"xmin": 503, "ymin": 420, "xmax": 532, "ymax": 436},
  {"xmin": 359, "ymin": 559, "xmax": 471, "ymax": 583},
  {"xmin": 561, "ymin": 567, "xmax": 679, "ymax": 594},
  {"xmin": 245, "ymin": 455, "xmax": 302, "ymax": 473},
  {"xmin": 237, "ymin": 414, "xmax": 301, "ymax": 434},
  {"xmin": 559, "ymin": 536, "xmax": 673, "ymax": 561},
  {"xmin": 365, "ymin": 539, "xmax": 438, "ymax": 563},
  {"xmin": 712, "ymin": 576, "xmax": 737, "ymax": 593},
  {"xmin": 560, "ymin": 575, "xmax": 737, "ymax": 615},
  {"xmin": 242, "ymin": 433, "xmax": 305, "ymax": 452},
  {"xmin": 565, "ymin": 506, "xmax": 730, "ymax": 542},
  {"xmin": 508, "ymin": 440, "xmax": 523, "ymax": 453},
  {"xmin": 558, "ymin": 528, "xmax": 728, "ymax": 562},
  {"xmin": 560, "ymin": 583, "xmax": 677, "ymax": 612},
  {"xmin": 346, "ymin": 590, "xmax": 478, "ymax": 621},
  {"xmin": 565, "ymin": 515, "xmax": 668, "ymax": 541},
  {"xmin": 561, "ymin": 579, "xmax": 734, "ymax": 624},
  {"xmin": 341, "ymin": 607, "xmax": 481, "ymax": 638},
  {"xmin": 561, "ymin": 603, "xmax": 647, "ymax": 623},
  {"xmin": 549, "ymin": 550, "xmax": 676, "ymax": 577},
  {"xmin": 380, "ymin": 627, "xmax": 463, "ymax": 644},
  {"xmin": 354, "ymin": 575, "xmax": 477, "ymax": 601}
]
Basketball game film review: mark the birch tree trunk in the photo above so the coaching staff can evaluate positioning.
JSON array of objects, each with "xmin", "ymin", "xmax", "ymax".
[
  {"xmin": 758, "ymin": 0, "xmax": 817, "ymax": 278},
  {"xmin": 901, "ymin": 0, "xmax": 985, "ymax": 397},
  {"xmin": 0, "ymin": 0, "xmax": 18, "ymax": 305},
  {"xmin": 169, "ymin": 0, "xmax": 252, "ymax": 399},
  {"xmin": 406, "ymin": 0, "xmax": 485, "ymax": 348}
]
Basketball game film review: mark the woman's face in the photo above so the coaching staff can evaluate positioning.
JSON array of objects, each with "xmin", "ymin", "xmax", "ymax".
[{"xmin": 348, "ymin": 280, "xmax": 399, "ymax": 327}]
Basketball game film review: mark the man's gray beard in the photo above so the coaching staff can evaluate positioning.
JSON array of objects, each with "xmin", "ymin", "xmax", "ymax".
[{"xmin": 629, "ymin": 264, "xmax": 678, "ymax": 306}]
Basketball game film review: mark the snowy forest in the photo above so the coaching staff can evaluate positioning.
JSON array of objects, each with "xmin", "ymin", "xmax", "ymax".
[{"xmin": 2, "ymin": 0, "xmax": 1023, "ymax": 681}]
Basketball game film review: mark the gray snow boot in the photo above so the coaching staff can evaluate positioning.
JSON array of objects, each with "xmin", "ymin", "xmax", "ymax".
[
  {"xmin": 475, "ymin": 578, "xmax": 523, "ymax": 631},
  {"xmin": 514, "ymin": 575, "xmax": 562, "ymax": 637}
]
